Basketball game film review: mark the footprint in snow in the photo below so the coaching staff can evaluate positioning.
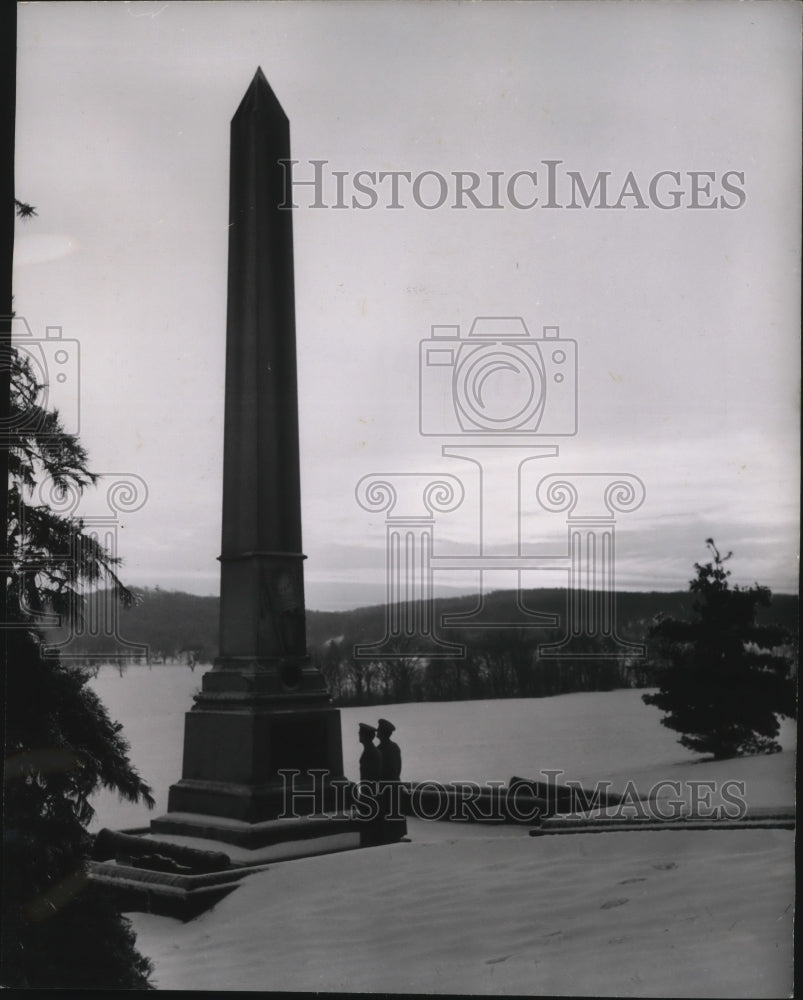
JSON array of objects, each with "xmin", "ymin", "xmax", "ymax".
[{"xmin": 600, "ymin": 898, "xmax": 629, "ymax": 909}]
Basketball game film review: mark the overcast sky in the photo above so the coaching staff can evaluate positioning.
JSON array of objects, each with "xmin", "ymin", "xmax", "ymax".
[{"xmin": 13, "ymin": 1, "xmax": 800, "ymax": 610}]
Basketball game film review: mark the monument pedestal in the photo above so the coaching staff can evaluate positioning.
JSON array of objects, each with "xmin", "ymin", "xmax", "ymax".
[{"xmin": 163, "ymin": 669, "xmax": 346, "ymax": 823}]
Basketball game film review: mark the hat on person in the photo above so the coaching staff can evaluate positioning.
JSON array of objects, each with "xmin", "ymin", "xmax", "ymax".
[
  {"xmin": 377, "ymin": 718, "xmax": 395, "ymax": 735},
  {"xmin": 359, "ymin": 723, "xmax": 377, "ymax": 738}
]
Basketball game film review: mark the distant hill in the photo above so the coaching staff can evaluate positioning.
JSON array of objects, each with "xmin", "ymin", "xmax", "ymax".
[
  {"xmin": 44, "ymin": 585, "xmax": 798, "ymax": 669},
  {"xmin": 305, "ymin": 588, "xmax": 799, "ymax": 648},
  {"xmin": 43, "ymin": 587, "xmax": 219, "ymax": 666}
]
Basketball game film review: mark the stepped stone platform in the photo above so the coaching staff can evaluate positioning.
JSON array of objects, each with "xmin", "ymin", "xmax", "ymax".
[
  {"xmin": 89, "ymin": 815, "xmax": 365, "ymax": 920},
  {"xmin": 88, "ymin": 859, "xmax": 263, "ymax": 922},
  {"xmin": 150, "ymin": 811, "xmax": 362, "ymax": 850}
]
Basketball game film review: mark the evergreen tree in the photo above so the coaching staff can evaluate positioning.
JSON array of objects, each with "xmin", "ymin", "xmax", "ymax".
[
  {"xmin": 3, "ymin": 287, "xmax": 156, "ymax": 987},
  {"xmin": 642, "ymin": 540, "xmax": 796, "ymax": 759}
]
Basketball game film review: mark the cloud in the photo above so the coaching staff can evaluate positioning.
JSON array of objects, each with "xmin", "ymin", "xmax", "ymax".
[{"xmin": 14, "ymin": 234, "xmax": 79, "ymax": 266}]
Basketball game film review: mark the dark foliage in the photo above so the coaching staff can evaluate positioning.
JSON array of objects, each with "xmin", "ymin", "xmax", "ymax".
[
  {"xmin": 7, "ymin": 350, "xmax": 136, "ymax": 627},
  {"xmin": 3, "ymin": 339, "xmax": 155, "ymax": 988},
  {"xmin": 3, "ymin": 630, "xmax": 154, "ymax": 988},
  {"xmin": 642, "ymin": 540, "xmax": 797, "ymax": 759},
  {"xmin": 14, "ymin": 198, "xmax": 36, "ymax": 218}
]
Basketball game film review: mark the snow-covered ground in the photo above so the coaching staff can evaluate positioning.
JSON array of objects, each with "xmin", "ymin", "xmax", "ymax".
[
  {"xmin": 88, "ymin": 665, "xmax": 796, "ymax": 995},
  {"xmin": 87, "ymin": 665, "xmax": 796, "ymax": 830},
  {"xmin": 129, "ymin": 824, "xmax": 793, "ymax": 996}
]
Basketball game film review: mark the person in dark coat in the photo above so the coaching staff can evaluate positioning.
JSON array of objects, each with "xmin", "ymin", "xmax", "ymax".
[
  {"xmin": 357, "ymin": 723, "xmax": 383, "ymax": 845},
  {"xmin": 377, "ymin": 718, "xmax": 402, "ymax": 780},
  {"xmin": 358, "ymin": 723, "xmax": 382, "ymax": 781},
  {"xmin": 377, "ymin": 718, "xmax": 408, "ymax": 841}
]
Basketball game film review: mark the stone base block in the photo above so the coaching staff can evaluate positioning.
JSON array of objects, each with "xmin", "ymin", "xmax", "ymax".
[{"xmin": 167, "ymin": 700, "xmax": 346, "ymax": 822}]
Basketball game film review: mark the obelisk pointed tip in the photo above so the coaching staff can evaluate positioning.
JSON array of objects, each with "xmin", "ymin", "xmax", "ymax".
[{"xmin": 233, "ymin": 67, "xmax": 289, "ymax": 124}]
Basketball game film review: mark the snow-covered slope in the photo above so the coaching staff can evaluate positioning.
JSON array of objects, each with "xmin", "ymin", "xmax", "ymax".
[
  {"xmin": 87, "ymin": 666, "xmax": 796, "ymax": 830},
  {"xmin": 87, "ymin": 666, "xmax": 795, "ymax": 995},
  {"xmin": 128, "ymin": 820, "xmax": 793, "ymax": 996}
]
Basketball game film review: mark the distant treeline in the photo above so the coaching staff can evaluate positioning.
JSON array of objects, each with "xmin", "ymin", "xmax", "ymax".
[
  {"xmin": 308, "ymin": 588, "xmax": 799, "ymax": 705},
  {"xmin": 44, "ymin": 586, "xmax": 798, "ymax": 704},
  {"xmin": 44, "ymin": 587, "xmax": 219, "ymax": 668}
]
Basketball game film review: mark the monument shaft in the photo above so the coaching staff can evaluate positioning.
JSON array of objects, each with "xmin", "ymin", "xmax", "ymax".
[
  {"xmin": 216, "ymin": 68, "xmax": 310, "ymax": 679},
  {"xmin": 165, "ymin": 69, "xmax": 344, "ymax": 824}
]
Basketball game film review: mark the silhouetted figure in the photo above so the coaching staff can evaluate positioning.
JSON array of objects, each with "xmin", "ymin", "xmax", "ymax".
[
  {"xmin": 358, "ymin": 723, "xmax": 382, "ymax": 780},
  {"xmin": 357, "ymin": 723, "xmax": 383, "ymax": 845},
  {"xmin": 377, "ymin": 718, "xmax": 402, "ymax": 779},
  {"xmin": 377, "ymin": 718, "xmax": 407, "ymax": 842}
]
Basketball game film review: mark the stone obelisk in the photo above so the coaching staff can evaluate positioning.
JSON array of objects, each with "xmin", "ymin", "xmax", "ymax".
[{"xmin": 162, "ymin": 69, "xmax": 345, "ymax": 825}]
